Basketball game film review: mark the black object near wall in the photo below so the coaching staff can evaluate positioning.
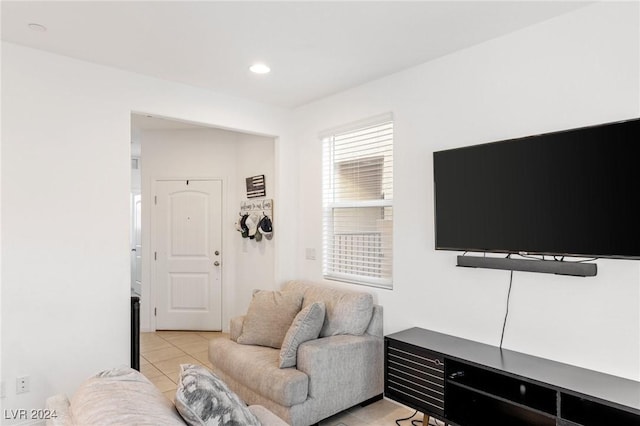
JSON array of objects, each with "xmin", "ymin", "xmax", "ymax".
[
  {"xmin": 433, "ymin": 118, "xmax": 640, "ymax": 263},
  {"xmin": 131, "ymin": 296, "xmax": 140, "ymax": 371},
  {"xmin": 457, "ymin": 255, "xmax": 597, "ymax": 277},
  {"xmin": 385, "ymin": 328, "xmax": 640, "ymax": 426}
]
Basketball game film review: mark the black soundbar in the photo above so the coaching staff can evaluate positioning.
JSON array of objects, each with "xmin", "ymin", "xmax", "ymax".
[{"xmin": 456, "ymin": 255, "xmax": 597, "ymax": 277}]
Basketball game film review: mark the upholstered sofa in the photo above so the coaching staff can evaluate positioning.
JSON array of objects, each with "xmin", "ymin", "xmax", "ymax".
[
  {"xmin": 208, "ymin": 280, "xmax": 384, "ymax": 426},
  {"xmin": 45, "ymin": 366, "xmax": 287, "ymax": 426}
]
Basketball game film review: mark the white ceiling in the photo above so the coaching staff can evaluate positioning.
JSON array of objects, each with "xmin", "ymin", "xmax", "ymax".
[{"xmin": 2, "ymin": 1, "xmax": 589, "ymax": 108}]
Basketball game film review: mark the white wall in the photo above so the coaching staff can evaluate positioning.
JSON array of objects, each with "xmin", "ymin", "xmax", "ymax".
[
  {"xmin": 232, "ymin": 134, "xmax": 278, "ymax": 310},
  {"xmin": 0, "ymin": 42, "xmax": 291, "ymax": 423},
  {"xmin": 291, "ymin": 2, "xmax": 640, "ymax": 380},
  {"xmin": 140, "ymin": 127, "xmax": 275, "ymax": 332}
]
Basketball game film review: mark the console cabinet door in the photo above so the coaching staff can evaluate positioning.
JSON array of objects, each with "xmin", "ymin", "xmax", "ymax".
[{"xmin": 385, "ymin": 339, "xmax": 445, "ymax": 417}]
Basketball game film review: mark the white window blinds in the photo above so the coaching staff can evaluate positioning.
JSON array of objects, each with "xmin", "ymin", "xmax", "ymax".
[{"xmin": 322, "ymin": 117, "xmax": 393, "ymax": 288}]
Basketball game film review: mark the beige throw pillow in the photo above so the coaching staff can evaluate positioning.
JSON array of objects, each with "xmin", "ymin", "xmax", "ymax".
[
  {"xmin": 237, "ymin": 290, "xmax": 303, "ymax": 348},
  {"xmin": 279, "ymin": 302, "xmax": 326, "ymax": 368}
]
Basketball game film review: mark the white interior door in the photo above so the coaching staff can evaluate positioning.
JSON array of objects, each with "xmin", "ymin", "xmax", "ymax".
[
  {"xmin": 131, "ymin": 193, "xmax": 142, "ymax": 296},
  {"xmin": 155, "ymin": 179, "xmax": 222, "ymax": 330}
]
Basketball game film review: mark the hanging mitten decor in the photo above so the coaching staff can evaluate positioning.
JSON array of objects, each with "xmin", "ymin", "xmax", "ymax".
[
  {"xmin": 238, "ymin": 199, "xmax": 273, "ymax": 242},
  {"xmin": 258, "ymin": 214, "xmax": 273, "ymax": 240}
]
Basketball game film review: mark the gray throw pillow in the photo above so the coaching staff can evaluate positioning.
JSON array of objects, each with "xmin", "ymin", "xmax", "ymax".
[
  {"xmin": 279, "ymin": 302, "xmax": 326, "ymax": 368},
  {"xmin": 237, "ymin": 290, "xmax": 303, "ymax": 348},
  {"xmin": 175, "ymin": 364, "xmax": 260, "ymax": 426}
]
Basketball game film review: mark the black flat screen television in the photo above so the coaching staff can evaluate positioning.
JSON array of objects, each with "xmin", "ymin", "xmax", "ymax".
[{"xmin": 433, "ymin": 118, "xmax": 640, "ymax": 259}]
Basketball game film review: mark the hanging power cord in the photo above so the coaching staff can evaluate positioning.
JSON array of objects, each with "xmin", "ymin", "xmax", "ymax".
[
  {"xmin": 499, "ymin": 269, "xmax": 514, "ymax": 349},
  {"xmin": 395, "ymin": 410, "xmax": 447, "ymax": 426},
  {"xmin": 396, "ymin": 410, "xmax": 418, "ymax": 426}
]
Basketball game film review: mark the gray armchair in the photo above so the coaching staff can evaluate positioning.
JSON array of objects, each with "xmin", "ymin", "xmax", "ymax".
[{"xmin": 208, "ymin": 280, "xmax": 384, "ymax": 426}]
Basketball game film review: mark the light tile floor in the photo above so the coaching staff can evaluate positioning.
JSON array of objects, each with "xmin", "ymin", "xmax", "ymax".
[
  {"xmin": 140, "ymin": 330, "xmax": 219, "ymax": 401},
  {"xmin": 140, "ymin": 331, "xmax": 430, "ymax": 426}
]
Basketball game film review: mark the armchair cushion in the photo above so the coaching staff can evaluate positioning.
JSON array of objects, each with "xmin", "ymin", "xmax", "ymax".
[
  {"xmin": 209, "ymin": 338, "xmax": 309, "ymax": 407},
  {"xmin": 283, "ymin": 281, "xmax": 374, "ymax": 337},
  {"xmin": 279, "ymin": 302, "xmax": 325, "ymax": 368},
  {"xmin": 237, "ymin": 290, "xmax": 303, "ymax": 348},
  {"xmin": 175, "ymin": 364, "xmax": 260, "ymax": 426}
]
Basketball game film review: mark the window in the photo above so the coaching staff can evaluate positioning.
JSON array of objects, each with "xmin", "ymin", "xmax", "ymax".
[{"xmin": 322, "ymin": 115, "xmax": 393, "ymax": 288}]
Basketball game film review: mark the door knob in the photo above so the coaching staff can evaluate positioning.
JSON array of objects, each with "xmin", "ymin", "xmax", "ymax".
[{"xmin": 213, "ymin": 261, "xmax": 220, "ymax": 266}]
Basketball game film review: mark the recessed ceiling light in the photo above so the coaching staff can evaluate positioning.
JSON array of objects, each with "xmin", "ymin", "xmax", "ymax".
[
  {"xmin": 250, "ymin": 63, "xmax": 271, "ymax": 74},
  {"xmin": 28, "ymin": 23, "xmax": 47, "ymax": 32}
]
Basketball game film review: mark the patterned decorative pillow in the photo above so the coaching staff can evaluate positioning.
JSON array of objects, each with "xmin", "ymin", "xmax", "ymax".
[
  {"xmin": 175, "ymin": 364, "xmax": 260, "ymax": 426},
  {"xmin": 237, "ymin": 290, "xmax": 303, "ymax": 348},
  {"xmin": 279, "ymin": 302, "xmax": 326, "ymax": 368}
]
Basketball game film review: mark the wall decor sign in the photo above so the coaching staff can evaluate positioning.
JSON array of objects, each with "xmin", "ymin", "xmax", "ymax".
[
  {"xmin": 240, "ymin": 199, "xmax": 272, "ymax": 216},
  {"xmin": 246, "ymin": 174, "xmax": 266, "ymax": 198}
]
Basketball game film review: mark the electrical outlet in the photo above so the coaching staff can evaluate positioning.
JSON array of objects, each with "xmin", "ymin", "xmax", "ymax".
[{"xmin": 16, "ymin": 376, "xmax": 29, "ymax": 394}]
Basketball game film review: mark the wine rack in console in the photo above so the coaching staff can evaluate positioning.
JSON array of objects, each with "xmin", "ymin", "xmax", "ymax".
[{"xmin": 385, "ymin": 328, "xmax": 640, "ymax": 426}]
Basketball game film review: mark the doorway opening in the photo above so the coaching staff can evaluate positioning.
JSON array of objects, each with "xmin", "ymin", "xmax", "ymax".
[{"xmin": 130, "ymin": 113, "xmax": 276, "ymax": 332}]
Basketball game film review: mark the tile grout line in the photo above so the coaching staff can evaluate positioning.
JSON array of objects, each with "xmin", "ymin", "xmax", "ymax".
[{"xmin": 142, "ymin": 333, "xmax": 179, "ymax": 396}]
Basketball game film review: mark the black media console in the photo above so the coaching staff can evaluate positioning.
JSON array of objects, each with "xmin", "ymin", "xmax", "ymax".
[{"xmin": 385, "ymin": 328, "xmax": 640, "ymax": 426}]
